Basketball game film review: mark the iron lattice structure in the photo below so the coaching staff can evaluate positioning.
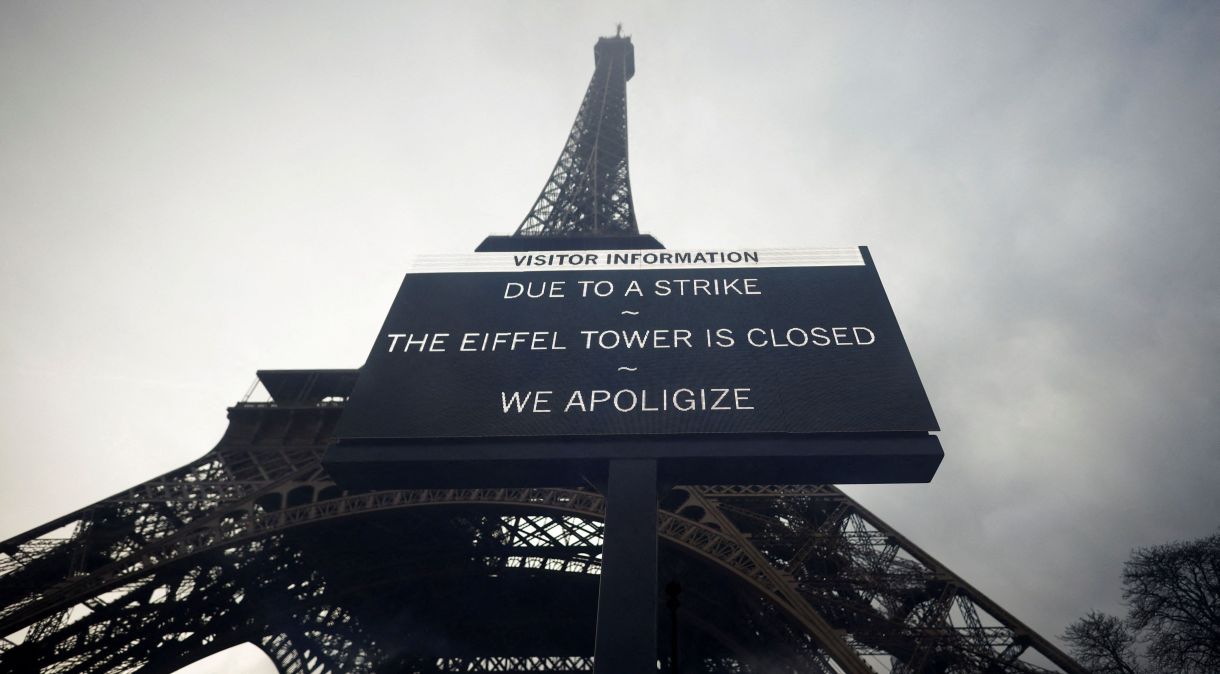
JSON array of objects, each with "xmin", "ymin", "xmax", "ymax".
[
  {"xmin": 0, "ymin": 34, "xmax": 1087, "ymax": 674},
  {"xmin": 515, "ymin": 33, "xmax": 638, "ymax": 236},
  {"xmin": 0, "ymin": 371, "xmax": 1084, "ymax": 673}
]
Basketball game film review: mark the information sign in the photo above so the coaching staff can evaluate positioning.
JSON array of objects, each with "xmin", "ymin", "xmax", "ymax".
[{"xmin": 325, "ymin": 247, "xmax": 941, "ymax": 486}]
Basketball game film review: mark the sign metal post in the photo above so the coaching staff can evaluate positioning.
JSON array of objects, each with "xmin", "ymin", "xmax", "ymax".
[{"xmin": 592, "ymin": 458, "xmax": 658, "ymax": 673}]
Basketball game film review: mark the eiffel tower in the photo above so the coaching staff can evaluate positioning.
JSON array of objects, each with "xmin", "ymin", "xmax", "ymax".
[{"xmin": 0, "ymin": 33, "xmax": 1086, "ymax": 674}]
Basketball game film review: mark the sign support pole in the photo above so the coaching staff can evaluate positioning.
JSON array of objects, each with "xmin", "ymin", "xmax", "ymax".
[{"xmin": 593, "ymin": 458, "xmax": 658, "ymax": 673}]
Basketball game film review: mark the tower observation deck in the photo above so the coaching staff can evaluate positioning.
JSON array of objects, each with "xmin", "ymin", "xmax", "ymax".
[{"xmin": 0, "ymin": 33, "xmax": 1087, "ymax": 674}]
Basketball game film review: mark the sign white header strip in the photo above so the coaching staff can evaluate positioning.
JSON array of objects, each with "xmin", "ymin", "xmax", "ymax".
[{"xmin": 408, "ymin": 247, "xmax": 865, "ymax": 274}]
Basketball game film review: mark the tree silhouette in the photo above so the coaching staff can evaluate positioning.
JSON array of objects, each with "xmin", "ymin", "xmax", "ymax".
[{"xmin": 1063, "ymin": 532, "xmax": 1219, "ymax": 673}]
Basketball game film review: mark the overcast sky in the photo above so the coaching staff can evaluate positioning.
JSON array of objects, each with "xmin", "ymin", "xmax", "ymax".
[{"xmin": 2, "ymin": 2, "xmax": 1218, "ymax": 671}]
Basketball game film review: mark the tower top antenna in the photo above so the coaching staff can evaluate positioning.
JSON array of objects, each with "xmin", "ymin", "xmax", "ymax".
[{"xmin": 514, "ymin": 34, "xmax": 638, "ymax": 236}]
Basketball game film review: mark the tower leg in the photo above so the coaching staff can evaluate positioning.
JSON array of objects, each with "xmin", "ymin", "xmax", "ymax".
[{"xmin": 594, "ymin": 458, "xmax": 658, "ymax": 673}]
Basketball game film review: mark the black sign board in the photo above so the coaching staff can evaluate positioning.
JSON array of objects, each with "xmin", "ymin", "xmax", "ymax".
[{"xmin": 325, "ymin": 247, "xmax": 941, "ymax": 487}]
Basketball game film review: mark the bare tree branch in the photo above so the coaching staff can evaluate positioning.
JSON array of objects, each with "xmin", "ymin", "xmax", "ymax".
[{"xmin": 1066, "ymin": 531, "xmax": 1220, "ymax": 674}]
